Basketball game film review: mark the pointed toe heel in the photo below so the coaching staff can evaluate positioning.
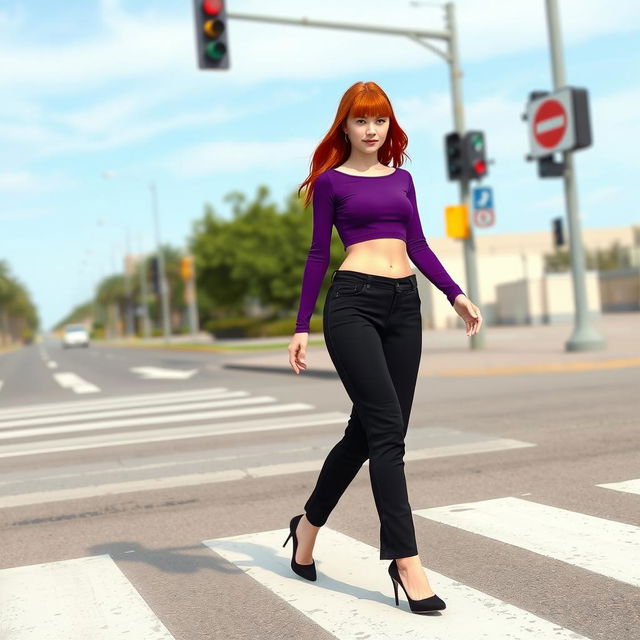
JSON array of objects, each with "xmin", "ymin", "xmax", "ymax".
[
  {"xmin": 388, "ymin": 559, "xmax": 446, "ymax": 614},
  {"xmin": 283, "ymin": 513, "xmax": 317, "ymax": 581}
]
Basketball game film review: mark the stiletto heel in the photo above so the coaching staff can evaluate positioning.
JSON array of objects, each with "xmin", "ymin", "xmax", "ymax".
[
  {"xmin": 283, "ymin": 513, "xmax": 317, "ymax": 581},
  {"xmin": 388, "ymin": 559, "xmax": 446, "ymax": 614}
]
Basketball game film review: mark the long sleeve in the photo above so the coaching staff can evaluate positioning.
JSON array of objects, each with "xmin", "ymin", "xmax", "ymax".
[
  {"xmin": 405, "ymin": 173, "xmax": 466, "ymax": 306},
  {"xmin": 295, "ymin": 172, "xmax": 334, "ymax": 333}
]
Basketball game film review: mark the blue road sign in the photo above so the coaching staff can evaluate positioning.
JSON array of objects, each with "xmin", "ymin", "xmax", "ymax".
[{"xmin": 472, "ymin": 186, "xmax": 493, "ymax": 211}]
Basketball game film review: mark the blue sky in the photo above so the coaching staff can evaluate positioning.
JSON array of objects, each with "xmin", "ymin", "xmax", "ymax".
[{"xmin": 1, "ymin": 0, "xmax": 638, "ymax": 330}]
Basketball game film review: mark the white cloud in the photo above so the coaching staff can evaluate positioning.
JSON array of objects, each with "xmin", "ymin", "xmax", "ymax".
[
  {"xmin": 0, "ymin": 208, "xmax": 52, "ymax": 221},
  {"xmin": 158, "ymin": 138, "xmax": 316, "ymax": 178},
  {"xmin": 0, "ymin": 0, "xmax": 638, "ymax": 95},
  {"xmin": 0, "ymin": 171, "xmax": 76, "ymax": 192}
]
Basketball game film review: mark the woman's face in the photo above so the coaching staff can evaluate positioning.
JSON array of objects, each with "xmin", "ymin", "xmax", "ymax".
[{"xmin": 343, "ymin": 114, "xmax": 390, "ymax": 155}]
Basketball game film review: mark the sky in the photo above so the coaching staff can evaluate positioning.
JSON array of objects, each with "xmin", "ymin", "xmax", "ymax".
[{"xmin": 1, "ymin": 0, "xmax": 638, "ymax": 330}]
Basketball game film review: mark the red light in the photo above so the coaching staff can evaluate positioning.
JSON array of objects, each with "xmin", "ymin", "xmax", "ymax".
[
  {"xmin": 474, "ymin": 160, "xmax": 486, "ymax": 175},
  {"xmin": 202, "ymin": 0, "xmax": 222, "ymax": 15}
]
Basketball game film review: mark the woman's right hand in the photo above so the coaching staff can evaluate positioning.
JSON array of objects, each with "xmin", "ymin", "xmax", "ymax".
[{"xmin": 288, "ymin": 332, "xmax": 309, "ymax": 374}]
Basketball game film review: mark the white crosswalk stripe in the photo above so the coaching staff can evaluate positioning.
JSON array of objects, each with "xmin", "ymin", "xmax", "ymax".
[
  {"xmin": 1, "ymin": 476, "xmax": 637, "ymax": 637},
  {"xmin": 203, "ymin": 526, "xmax": 593, "ymax": 640},
  {"xmin": 413, "ymin": 496, "xmax": 640, "ymax": 587},
  {"xmin": 596, "ymin": 478, "xmax": 640, "ymax": 495},
  {"xmin": 0, "ymin": 555, "xmax": 175, "ymax": 639}
]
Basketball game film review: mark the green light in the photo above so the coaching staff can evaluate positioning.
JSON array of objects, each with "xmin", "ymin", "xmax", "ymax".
[{"xmin": 205, "ymin": 41, "xmax": 226, "ymax": 60}]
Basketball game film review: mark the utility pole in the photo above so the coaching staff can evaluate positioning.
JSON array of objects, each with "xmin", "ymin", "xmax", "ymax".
[
  {"xmin": 123, "ymin": 227, "xmax": 135, "ymax": 338},
  {"xmin": 138, "ymin": 234, "xmax": 151, "ymax": 339},
  {"xmin": 545, "ymin": 0, "xmax": 605, "ymax": 352},
  {"xmin": 150, "ymin": 181, "xmax": 172, "ymax": 343},
  {"xmin": 444, "ymin": 2, "xmax": 483, "ymax": 348}
]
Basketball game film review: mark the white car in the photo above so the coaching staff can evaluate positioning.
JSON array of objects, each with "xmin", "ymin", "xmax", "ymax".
[{"xmin": 62, "ymin": 324, "xmax": 90, "ymax": 348}]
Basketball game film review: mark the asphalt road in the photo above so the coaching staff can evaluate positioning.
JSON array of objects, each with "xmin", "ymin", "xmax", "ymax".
[{"xmin": 0, "ymin": 332, "xmax": 638, "ymax": 640}]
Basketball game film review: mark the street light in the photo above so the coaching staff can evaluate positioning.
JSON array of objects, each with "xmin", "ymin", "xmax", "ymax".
[{"xmin": 101, "ymin": 171, "xmax": 172, "ymax": 343}]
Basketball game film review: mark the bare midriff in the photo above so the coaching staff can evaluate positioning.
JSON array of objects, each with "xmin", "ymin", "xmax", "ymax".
[{"xmin": 338, "ymin": 238, "xmax": 414, "ymax": 278}]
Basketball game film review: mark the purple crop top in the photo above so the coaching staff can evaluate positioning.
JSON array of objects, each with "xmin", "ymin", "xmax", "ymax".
[{"xmin": 294, "ymin": 167, "xmax": 466, "ymax": 333}]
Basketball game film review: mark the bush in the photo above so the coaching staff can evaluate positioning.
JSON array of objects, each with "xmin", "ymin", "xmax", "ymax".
[{"xmin": 205, "ymin": 314, "xmax": 324, "ymax": 338}]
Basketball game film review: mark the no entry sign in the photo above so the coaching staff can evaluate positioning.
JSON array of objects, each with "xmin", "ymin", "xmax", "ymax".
[
  {"xmin": 533, "ymin": 99, "xmax": 567, "ymax": 149},
  {"xmin": 525, "ymin": 87, "xmax": 592, "ymax": 158}
]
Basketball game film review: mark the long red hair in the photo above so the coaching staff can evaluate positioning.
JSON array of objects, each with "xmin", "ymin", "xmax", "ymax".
[{"xmin": 298, "ymin": 81, "xmax": 410, "ymax": 208}]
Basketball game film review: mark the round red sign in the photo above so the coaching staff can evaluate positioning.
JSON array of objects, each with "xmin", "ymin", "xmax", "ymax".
[{"xmin": 533, "ymin": 99, "xmax": 568, "ymax": 149}]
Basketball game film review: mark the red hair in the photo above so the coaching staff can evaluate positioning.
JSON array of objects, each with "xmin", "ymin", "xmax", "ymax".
[{"xmin": 298, "ymin": 81, "xmax": 410, "ymax": 208}]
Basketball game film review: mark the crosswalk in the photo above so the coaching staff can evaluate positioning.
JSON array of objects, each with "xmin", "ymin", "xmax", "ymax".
[
  {"xmin": 0, "ymin": 388, "xmax": 637, "ymax": 638},
  {"xmin": 2, "ymin": 476, "xmax": 637, "ymax": 639},
  {"xmin": 0, "ymin": 387, "xmax": 534, "ymax": 507}
]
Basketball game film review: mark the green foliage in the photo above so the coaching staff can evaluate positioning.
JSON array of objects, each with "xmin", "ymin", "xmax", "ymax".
[
  {"xmin": 205, "ymin": 313, "xmax": 324, "ymax": 338},
  {"xmin": 187, "ymin": 181, "xmax": 343, "ymax": 336},
  {"xmin": 0, "ymin": 259, "xmax": 40, "ymax": 342}
]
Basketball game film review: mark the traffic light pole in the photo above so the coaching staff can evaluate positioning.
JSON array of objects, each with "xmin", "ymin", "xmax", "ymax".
[
  {"xmin": 227, "ymin": 2, "xmax": 484, "ymax": 349},
  {"xmin": 150, "ymin": 181, "xmax": 172, "ymax": 343},
  {"xmin": 444, "ymin": 3, "xmax": 483, "ymax": 349},
  {"xmin": 545, "ymin": 0, "xmax": 605, "ymax": 351}
]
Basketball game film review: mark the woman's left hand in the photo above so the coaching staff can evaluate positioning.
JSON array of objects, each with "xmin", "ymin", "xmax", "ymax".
[{"xmin": 453, "ymin": 294, "xmax": 482, "ymax": 337}]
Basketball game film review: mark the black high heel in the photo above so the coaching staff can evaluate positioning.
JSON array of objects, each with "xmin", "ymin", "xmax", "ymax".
[
  {"xmin": 283, "ymin": 513, "xmax": 317, "ymax": 581},
  {"xmin": 388, "ymin": 559, "xmax": 446, "ymax": 613}
]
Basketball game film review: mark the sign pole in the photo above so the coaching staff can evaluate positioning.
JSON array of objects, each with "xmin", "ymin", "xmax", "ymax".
[
  {"xmin": 445, "ymin": 2, "xmax": 484, "ymax": 349},
  {"xmin": 545, "ymin": 0, "xmax": 605, "ymax": 351}
]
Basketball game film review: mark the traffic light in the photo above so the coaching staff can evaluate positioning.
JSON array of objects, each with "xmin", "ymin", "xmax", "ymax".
[
  {"xmin": 181, "ymin": 255, "xmax": 194, "ymax": 281},
  {"xmin": 444, "ymin": 132, "xmax": 463, "ymax": 181},
  {"xmin": 193, "ymin": 0, "xmax": 229, "ymax": 70},
  {"xmin": 552, "ymin": 217, "xmax": 565, "ymax": 248},
  {"xmin": 538, "ymin": 153, "xmax": 565, "ymax": 178},
  {"xmin": 462, "ymin": 130, "xmax": 488, "ymax": 180},
  {"xmin": 149, "ymin": 256, "xmax": 160, "ymax": 294}
]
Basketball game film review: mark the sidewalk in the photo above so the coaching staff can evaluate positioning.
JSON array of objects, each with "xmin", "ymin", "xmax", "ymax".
[{"xmin": 223, "ymin": 312, "xmax": 640, "ymax": 378}]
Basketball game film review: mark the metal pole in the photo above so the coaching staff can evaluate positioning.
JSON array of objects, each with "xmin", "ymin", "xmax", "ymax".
[
  {"xmin": 228, "ymin": 8, "xmax": 482, "ymax": 349},
  {"xmin": 124, "ymin": 227, "xmax": 134, "ymax": 338},
  {"xmin": 150, "ymin": 181, "xmax": 171, "ymax": 343},
  {"xmin": 138, "ymin": 234, "xmax": 151, "ymax": 339},
  {"xmin": 545, "ymin": 0, "xmax": 605, "ymax": 351},
  {"xmin": 445, "ymin": 2, "xmax": 484, "ymax": 348},
  {"xmin": 185, "ymin": 252, "xmax": 200, "ymax": 338}
]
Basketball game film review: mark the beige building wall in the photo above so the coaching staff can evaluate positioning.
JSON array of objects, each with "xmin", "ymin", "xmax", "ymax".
[{"xmin": 414, "ymin": 224, "xmax": 640, "ymax": 329}]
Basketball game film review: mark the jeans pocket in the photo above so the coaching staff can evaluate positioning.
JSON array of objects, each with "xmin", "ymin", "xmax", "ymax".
[{"xmin": 334, "ymin": 281, "xmax": 365, "ymax": 298}]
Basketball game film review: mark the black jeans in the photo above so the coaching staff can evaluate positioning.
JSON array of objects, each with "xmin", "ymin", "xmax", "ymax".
[{"xmin": 303, "ymin": 269, "xmax": 422, "ymax": 560}]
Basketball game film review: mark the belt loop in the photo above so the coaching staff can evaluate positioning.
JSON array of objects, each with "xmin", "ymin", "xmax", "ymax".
[
  {"xmin": 330, "ymin": 269, "xmax": 337, "ymax": 283},
  {"xmin": 366, "ymin": 274, "xmax": 372, "ymax": 288}
]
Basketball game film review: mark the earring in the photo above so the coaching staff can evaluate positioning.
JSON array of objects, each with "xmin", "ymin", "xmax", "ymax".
[{"xmin": 344, "ymin": 131, "xmax": 349, "ymax": 142}]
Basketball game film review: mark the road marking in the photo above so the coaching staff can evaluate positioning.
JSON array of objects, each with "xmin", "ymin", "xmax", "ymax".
[
  {"xmin": 0, "ymin": 387, "xmax": 230, "ymax": 420},
  {"xmin": 596, "ymin": 478, "xmax": 640, "ymax": 496},
  {"xmin": 203, "ymin": 527, "xmax": 592, "ymax": 640},
  {"xmin": 431, "ymin": 356, "xmax": 640, "ymax": 377},
  {"xmin": 52, "ymin": 372, "xmax": 100, "ymax": 394},
  {"xmin": 414, "ymin": 496, "xmax": 640, "ymax": 587},
  {"xmin": 0, "ymin": 391, "xmax": 254, "ymax": 429},
  {"xmin": 0, "ymin": 435, "xmax": 534, "ymax": 506},
  {"xmin": 130, "ymin": 366, "xmax": 198, "ymax": 380},
  {"xmin": 0, "ymin": 399, "xmax": 312, "ymax": 441},
  {"xmin": 0, "ymin": 554, "xmax": 175, "ymax": 639},
  {"xmin": 47, "ymin": 361, "xmax": 57, "ymax": 369}
]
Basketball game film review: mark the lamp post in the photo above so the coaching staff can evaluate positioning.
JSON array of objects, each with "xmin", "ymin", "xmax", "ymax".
[{"xmin": 102, "ymin": 172, "xmax": 172, "ymax": 343}]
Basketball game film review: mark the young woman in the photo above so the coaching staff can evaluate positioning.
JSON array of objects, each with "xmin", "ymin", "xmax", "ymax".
[{"xmin": 284, "ymin": 81, "xmax": 482, "ymax": 614}]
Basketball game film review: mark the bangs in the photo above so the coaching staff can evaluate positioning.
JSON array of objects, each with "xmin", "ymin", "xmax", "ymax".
[{"xmin": 349, "ymin": 91, "xmax": 391, "ymax": 119}]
